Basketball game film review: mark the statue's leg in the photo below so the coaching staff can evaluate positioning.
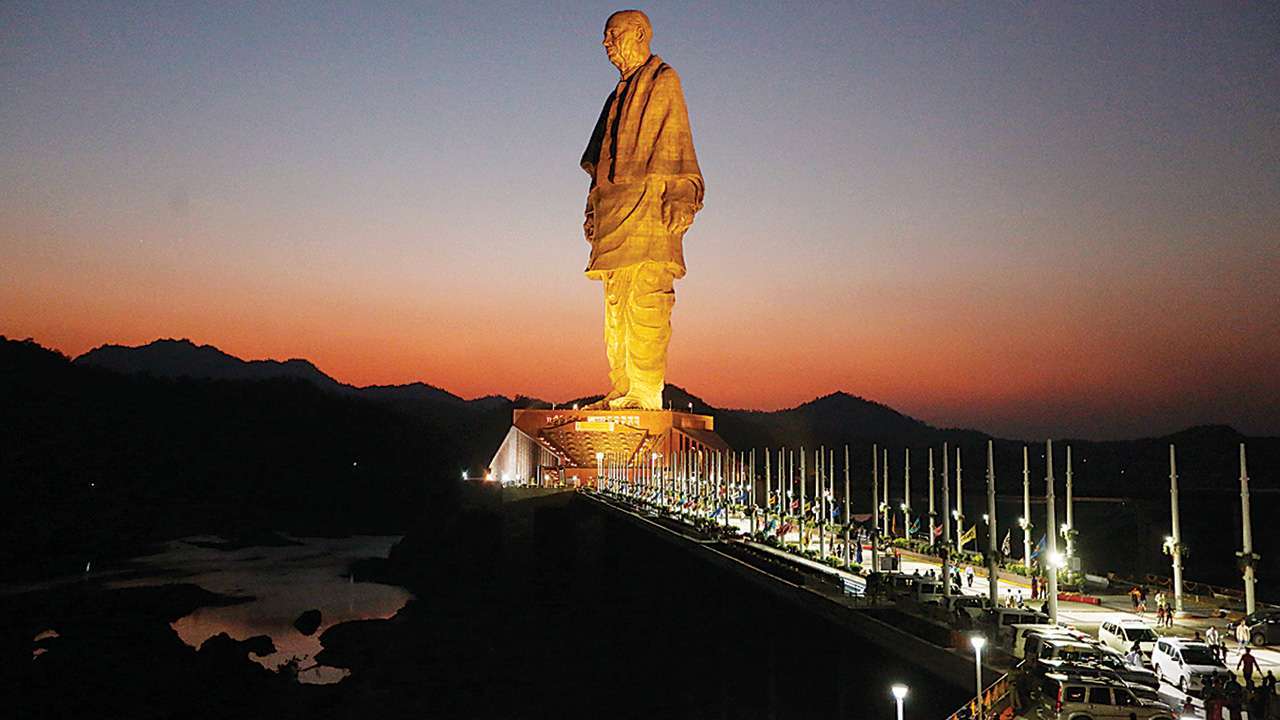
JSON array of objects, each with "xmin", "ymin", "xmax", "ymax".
[
  {"xmin": 597, "ymin": 270, "xmax": 630, "ymax": 404},
  {"xmin": 610, "ymin": 262, "xmax": 674, "ymax": 410}
]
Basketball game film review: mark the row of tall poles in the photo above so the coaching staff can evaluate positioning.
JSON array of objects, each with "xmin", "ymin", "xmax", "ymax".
[{"xmin": 593, "ymin": 439, "xmax": 1261, "ymax": 617}]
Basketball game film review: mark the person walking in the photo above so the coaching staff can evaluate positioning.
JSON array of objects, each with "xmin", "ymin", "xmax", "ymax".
[
  {"xmin": 965, "ymin": 565, "xmax": 975, "ymax": 588},
  {"xmin": 1238, "ymin": 647, "xmax": 1261, "ymax": 687},
  {"xmin": 1125, "ymin": 641, "xmax": 1144, "ymax": 668},
  {"xmin": 1223, "ymin": 675, "xmax": 1244, "ymax": 719},
  {"xmin": 1130, "ymin": 585, "xmax": 1142, "ymax": 610},
  {"xmin": 1031, "ymin": 575, "xmax": 1040, "ymax": 602}
]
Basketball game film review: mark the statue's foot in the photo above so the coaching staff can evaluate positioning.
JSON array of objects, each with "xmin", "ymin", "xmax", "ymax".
[
  {"xmin": 583, "ymin": 389, "xmax": 625, "ymax": 410},
  {"xmin": 608, "ymin": 393, "xmax": 660, "ymax": 410}
]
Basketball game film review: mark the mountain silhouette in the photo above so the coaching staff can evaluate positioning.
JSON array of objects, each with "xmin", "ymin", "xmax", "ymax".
[{"xmin": 3, "ymin": 334, "xmax": 1278, "ymax": 588}]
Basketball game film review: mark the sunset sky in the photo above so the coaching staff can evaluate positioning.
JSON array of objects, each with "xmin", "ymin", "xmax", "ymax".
[{"xmin": 3, "ymin": 2, "xmax": 1278, "ymax": 440}]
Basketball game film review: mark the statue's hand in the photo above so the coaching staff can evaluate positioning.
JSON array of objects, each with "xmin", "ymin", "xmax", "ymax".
[
  {"xmin": 662, "ymin": 200, "xmax": 695, "ymax": 236},
  {"xmin": 583, "ymin": 212, "xmax": 595, "ymax": 243}
]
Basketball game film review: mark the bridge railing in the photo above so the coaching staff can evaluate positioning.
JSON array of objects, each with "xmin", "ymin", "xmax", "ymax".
[{"xmin": 944, "ymin": 671, "xmax": 1015, "ymax": 720}]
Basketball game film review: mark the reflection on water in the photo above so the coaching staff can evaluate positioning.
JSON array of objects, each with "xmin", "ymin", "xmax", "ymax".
[{"xmin": 107, "ymin": 534, "xmax": 410, "ymax": 684}]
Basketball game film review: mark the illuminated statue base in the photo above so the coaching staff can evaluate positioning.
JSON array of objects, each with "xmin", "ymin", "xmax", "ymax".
[{"xmin": 488, "ymin": 408, "xmax": 728, "ymax": 487}]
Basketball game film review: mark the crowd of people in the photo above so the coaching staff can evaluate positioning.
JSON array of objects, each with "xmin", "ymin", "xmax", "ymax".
[{"xmin": 1198, "ymin": 666, "xmax": 1276, "ymax": 720}]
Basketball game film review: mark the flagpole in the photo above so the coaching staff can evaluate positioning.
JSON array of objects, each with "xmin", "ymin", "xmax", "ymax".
[
  {"xmin": 818, "ymin": 447, "xmax": 825, "ymax": 559},
  {"xmin": 1022, "ymin": 446, "xmax": 1032, "ymax": 572},
  {"xmin": 872, "ymin": 444, "xmax": 880, "ymax": 573},
  {"xmin": 941, "ymin": 442, "xmax": 952, "ymax": 599},
  {"xmin": 986, "ymin": 439, "xmax": 999, "ymax": 607},
  {"xmin": 955, "ymin": 446, "xmax": 964, "ymax": 553},
  {"xmin": 928, "ymin": 448, "xmax": 936, "ymax": 547},
  {"xmin": 843, "ymin": 444, "xmax": 851, "ymax": 569},
  {"xmin": 882, "ymin": 448, "xmax": 890, "ymax": 537},
  {"xmin": 903, "ymin": 448, "xmax": 912, "ymax": 542},
  {"xmin": 799, "ymin": 447, "xmax": 807, "ymax": 554}
]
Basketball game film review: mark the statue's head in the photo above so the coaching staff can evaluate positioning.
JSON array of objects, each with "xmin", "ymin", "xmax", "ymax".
[{"xmin": 602, "ymin": 10, "xmax": 651, "ymax": 74}]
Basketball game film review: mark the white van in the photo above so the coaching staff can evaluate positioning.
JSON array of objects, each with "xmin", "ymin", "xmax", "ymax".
[
  {"xmin": 1150, "ymin": 639, "xmax": 1231, "ymax": 695},
  {"xmin": 1011, "ymin": 624, "xmax": 1085, "ymax": 659},
  {"xmin": 914, "ymin": 579, "xmax": 945, "ymax": 604},
  {"xmin": 988, "ymin": 608, "xmax": 1051, "ymax": 642},
  {"xmin": 1098, "ymin": 619, "xmax": 1159, "ymax": 661}
]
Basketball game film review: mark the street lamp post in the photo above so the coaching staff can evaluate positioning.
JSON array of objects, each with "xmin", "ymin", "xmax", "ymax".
[
  {"xmin": 1064, "ymin": 445, "xmax": 1075, "ymax": 560},
  {"xmin": 891, "ymin": 683, "xmax": 908, "ymax": 720},
  {"xmin": 971, "ymin": 635, "xmax": 987, "ymax": 717},
  {"xmin": 596, "ymin": 452, "xmax": 604, "ymax": 490},
  {"xmin": 1239, "ymin": 443, "xmax": 1257, "ymax": 615},
  {"xmin": 1045, "ymin": 439, "xmax": 1059, "ymax": 624},
  {"xmin": 1168, "ymin": 444, "xmax": 1184, "ymax": 615},
  {"xmin": 872, "ymin": 444, "xmax": 880, "ymax": 572},
  {"xmin": 1022, "ymin": 446, "xmax": 1032, "ymax": 572}
]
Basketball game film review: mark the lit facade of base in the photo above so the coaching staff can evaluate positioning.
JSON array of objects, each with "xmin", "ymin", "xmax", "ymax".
[{"xmin": 488, "ymin": 408, "xmax": 728, "ymax": 487}]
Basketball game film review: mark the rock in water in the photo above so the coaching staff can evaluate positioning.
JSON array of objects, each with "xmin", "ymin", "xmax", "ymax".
[{"xmin": 293, "ymin": 609, "xmax": 322, "ymax": 636}]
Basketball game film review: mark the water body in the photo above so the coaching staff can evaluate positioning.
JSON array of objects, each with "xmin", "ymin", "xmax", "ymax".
[{"xmin": 101, "ymin": 534, "xmax": 409, "ymax": 684}]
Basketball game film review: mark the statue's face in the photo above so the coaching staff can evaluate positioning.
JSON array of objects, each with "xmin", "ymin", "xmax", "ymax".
[{"xmin": 602, "ymin": 17, "xmax": 644, "ymax": 72}]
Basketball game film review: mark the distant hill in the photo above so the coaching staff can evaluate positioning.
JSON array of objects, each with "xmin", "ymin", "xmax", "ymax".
[
  {"xmin": 59, "ymin": 337, "xmax": 1278, "ymax": 496},
  {"xmin": 4, "ymin": 334, "xmax": 1278, "ymax": 587}
]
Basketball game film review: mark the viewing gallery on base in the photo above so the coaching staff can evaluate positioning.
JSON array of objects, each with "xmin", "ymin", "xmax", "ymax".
[{"xmin": 488, "ymin": 409, "xmax": 728, "ymax": 487}]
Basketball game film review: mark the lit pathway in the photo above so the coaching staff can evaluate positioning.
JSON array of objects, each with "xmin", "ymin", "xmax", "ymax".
[{"xmin": 891, "ymin": 554, "xmax": 1280, "ymax": 719}]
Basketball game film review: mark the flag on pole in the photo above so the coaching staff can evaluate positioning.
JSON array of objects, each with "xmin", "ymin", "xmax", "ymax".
[
  {"xmin": 1030, "ymin": 534, "xmax": 1047, "ymax": 560},
  {"xmin": 1001, "ymin": 529, "xmax": 1011, "ymax": 556},
  {"xmin": 909, "ymin": 517, "xmax": 920, "ymax": 535},
  {"xmin": 959, "ymin": 525, "xmax": 976, "ymax": 548},
  {"xmin": 932, "ymin": 522, "xmax": 942, "ymax": 539}
]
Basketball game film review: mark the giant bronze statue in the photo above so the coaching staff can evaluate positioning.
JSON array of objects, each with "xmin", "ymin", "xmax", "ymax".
[{"xmin": 581, "ymin": 10, "xmax": 704, "ymax": 410}]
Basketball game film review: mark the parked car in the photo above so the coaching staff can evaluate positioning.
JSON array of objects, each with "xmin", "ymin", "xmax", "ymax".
[
  {"xmin": 989, "ymin": 608, "xmax": 1052, "ymax": 642},
  {"xmin": 1091, "ymin": 650, "xmax": 1161, "ymax": 690},
  {"xmin": 1150, "ymin": 639, "xmax": 1232, "ymax": 695},
  {"xmin": 914, "ymin": 578, "xmax": 946, "ymax": 604},
  {"xmin": 1034, "ymin": 666, "xmax": 1172, "ymax": 712},
  {"xmin": 1033, "ymin": 639, "xmax": 1110, "ymax": 666},
  {"xmin": 1235, "ymin": 610, "xmax": 1280, "ymax": 647},
  {"xmin": 1038, "ymin": 654, "xmax": 1161, "ymax": 692},
  {"xmin": 944, "ymin": 594, "xmax": 993, "ymax": 620},
  {"xmin": 1032, "ymin": 672, "xmax": 1175, "ymax": 720},
  {"xmin": 1016, "ymin": 626, "xmax": 1091, "ymax": 660},
  {"xmin": 1098, "ymin": 619, "xmax": 1159, "ymax": 660}
]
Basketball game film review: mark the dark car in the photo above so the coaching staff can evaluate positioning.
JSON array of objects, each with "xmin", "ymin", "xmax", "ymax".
[
  {"xmin": 1237, "ymin": 611, "xmax": 1280, "ymax": 647},
  {"xmin": 1036, "ymin": 657, "xmax": 1160, "ymax": 692}
]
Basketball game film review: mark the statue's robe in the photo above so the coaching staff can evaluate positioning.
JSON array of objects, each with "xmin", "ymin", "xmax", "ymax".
[{"xmin": 581, "ymin": 54, "xmax": 704, "ymax": 279}]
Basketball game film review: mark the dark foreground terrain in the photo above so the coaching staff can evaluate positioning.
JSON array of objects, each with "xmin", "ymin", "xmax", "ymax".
[{"xmin": 6, "ymin": 489, "xmax": 969, "ymax": 719}]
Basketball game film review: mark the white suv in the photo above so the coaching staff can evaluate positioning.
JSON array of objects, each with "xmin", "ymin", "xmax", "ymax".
[
  {"xmin": 1150, "ymin": 638, "xmax": 1231, "ymax": 695},
  {"xmin": 1098, "ymin": 619, "xmax": 1159, "ymax": 661}
]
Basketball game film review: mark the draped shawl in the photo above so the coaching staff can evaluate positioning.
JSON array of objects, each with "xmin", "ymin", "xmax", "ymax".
[{"xmin": 581, "ymin": 54, "xmax": 704, "ymax": 277}]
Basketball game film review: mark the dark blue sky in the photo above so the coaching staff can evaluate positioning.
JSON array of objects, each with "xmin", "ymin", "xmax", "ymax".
[{"xmin": 3, "ymin": 2, "xmax": 1278, "ymax": 438}]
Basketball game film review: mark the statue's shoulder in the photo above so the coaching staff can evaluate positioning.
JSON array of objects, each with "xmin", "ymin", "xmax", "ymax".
[{"xmin": 648, "ymin": 56, "xmax": 684, "ymax": 87}]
